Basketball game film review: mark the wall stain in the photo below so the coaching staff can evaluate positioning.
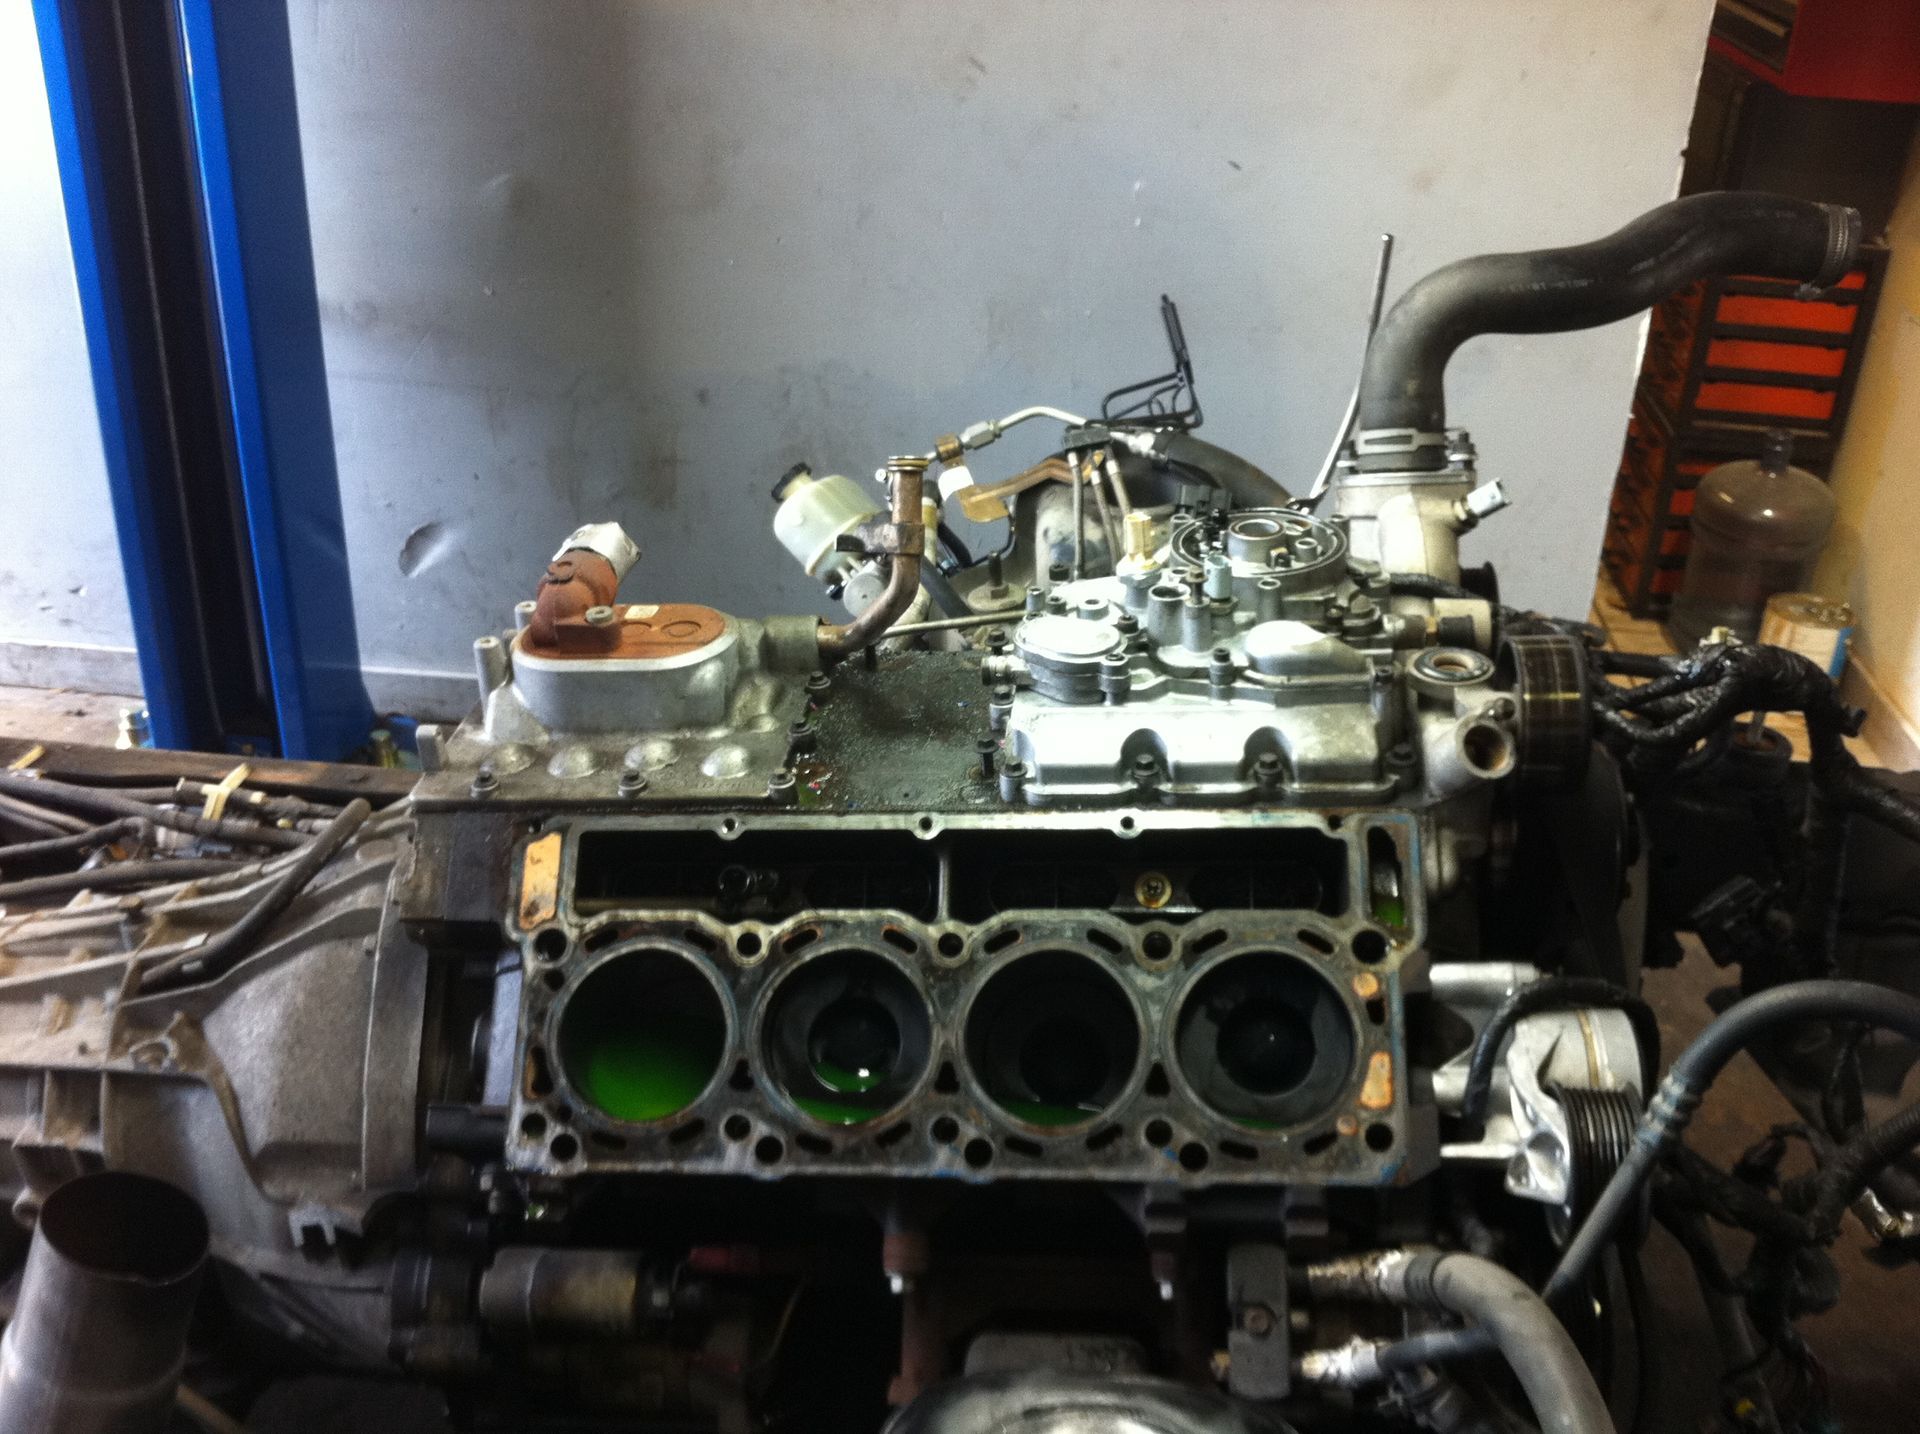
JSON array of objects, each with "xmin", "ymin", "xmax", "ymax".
[
  {"xmin": 317, "ymin": 296, "xmax": 381, "ymax": 332},
  {"xmin": 681, "ymin": 130, "xmax": 743, "ymax": 216},
  {"xmin": 546, "ymin": 429, "xmax": 588, "ymax": 512},
  {"xmin": 641, "ymin": 424, "xmax": 683, "ymax": 508},
  {"xmin": 481, "ymin": 170, "xmax": 537, "ymax": 216}
]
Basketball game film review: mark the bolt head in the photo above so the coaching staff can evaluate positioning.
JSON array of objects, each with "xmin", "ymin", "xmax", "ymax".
[
  {"xmin": 1133, "ymin": 872, "xmax": 1172, "ymax": 909},
  {"xmin": 584, "ymin": 605, "xmax": 616, "ymax": 626}
]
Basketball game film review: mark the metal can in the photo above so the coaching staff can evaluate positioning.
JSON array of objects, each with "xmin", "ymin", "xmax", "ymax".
[{"xmin": 1758, "ymin": 592, "xmax": 1854, "ymax": 679}]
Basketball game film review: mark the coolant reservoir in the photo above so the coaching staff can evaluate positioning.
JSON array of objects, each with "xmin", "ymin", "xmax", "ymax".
[
  {"xmin": 1667, "ymin": 430, "xmax": 1834, "ymax": 649},
  {"xmin": 771, "ymin": 465, "xmax": 879, "ymax": 584}
]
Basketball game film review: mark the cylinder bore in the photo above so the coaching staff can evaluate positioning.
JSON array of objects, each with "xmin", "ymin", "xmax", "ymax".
[
  {"xmin": 1174, "ymin": 951, "xmax": 1357, "ymax": 1129},
  {"xmin": 761, "ymin": 948, "xmax": 932, "ymax": 1125},
  {"xmin": 964, "ymin": 949, "xmax": 1142, "ymax": 1128},
  {"xmin": 558, "ymin": 947, "xmax": 729, "ymax": 1123}
]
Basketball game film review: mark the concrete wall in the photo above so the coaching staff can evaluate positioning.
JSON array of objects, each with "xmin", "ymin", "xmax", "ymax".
[
  {"xmin": 1815, "ymin": 120, "xmax": 1920, "ymax": 765},
  {"xmin": 0, "ymin": 0, "xmax": 138, "ymax": 692},
  {"xmin": 5, "ymin": 0, "xmax": 1719, "ymax": 713}
]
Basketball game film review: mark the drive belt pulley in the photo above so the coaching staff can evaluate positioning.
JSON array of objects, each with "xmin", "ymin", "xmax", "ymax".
[
  {"xmin": 1499, "ymin": 633, "xmax": 1591, "ymax": 787},
  {"xmin": 1549, "ymin": 1083, "xmax": 1640, "ymax": 1228}
]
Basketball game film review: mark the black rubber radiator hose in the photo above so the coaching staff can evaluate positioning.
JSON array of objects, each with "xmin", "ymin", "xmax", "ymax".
[{"xmin": 1352, "ymin": 191, "xmax": 1860, "ymax": 470}]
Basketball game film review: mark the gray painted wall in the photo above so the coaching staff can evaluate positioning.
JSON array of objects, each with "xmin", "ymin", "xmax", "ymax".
[{"xmin": 5, "ymin": 0, "xmax": 1716, "ymax": 715}]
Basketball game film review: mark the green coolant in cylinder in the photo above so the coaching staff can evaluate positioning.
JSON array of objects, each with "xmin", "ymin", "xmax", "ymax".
[
  {"xmin": 1003, "ymin": 1097, "xmax": 1101, "ymax": 1127},
  {"xmin": 794, "ymin": 995, "xmax": 893, "ymax": 1124},
  {"xmin": 576, "ymin": 1026, "xmax": 719, "ymax": 1122},
  {"xmin": 561, "ymin": 951, "xmax": 726, "ymax": 1123}
]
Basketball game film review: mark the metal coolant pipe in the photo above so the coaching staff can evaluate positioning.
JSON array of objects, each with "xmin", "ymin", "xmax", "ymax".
[
  {"xmin": 818, "ymin": 457, "xmax": 929, "ymax": 660},
  {"xmin": 0, "ymin": 1171, "xmax": 210, "ymax": 1434}
]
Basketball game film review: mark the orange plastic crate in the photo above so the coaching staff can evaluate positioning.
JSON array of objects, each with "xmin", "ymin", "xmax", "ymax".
[{"xmin": 1695, "ymin": 381, "xmax": 1836, "ymax": 420}]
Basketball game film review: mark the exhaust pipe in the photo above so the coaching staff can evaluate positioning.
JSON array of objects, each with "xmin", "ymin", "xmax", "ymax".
[
  {"xmin": 0, "ymin": 1171, "xmax": 210, "ymax": 1434},
  {"xmin": 1350, "ymin": 191, "xmax": 1861, "ymax": 472}
]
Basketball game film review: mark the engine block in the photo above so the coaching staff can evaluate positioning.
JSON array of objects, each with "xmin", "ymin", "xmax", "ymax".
[
  {"xmin": 405, "ymin": 498, "xmax": 1573, "ymax": 1200},
  {"xmin": 499, "ymin": 807, "xmax": 1426, "ymax": 1187}
]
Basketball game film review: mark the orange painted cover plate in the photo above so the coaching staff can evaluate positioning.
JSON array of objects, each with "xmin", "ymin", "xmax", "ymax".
[{"xmin": 526, "ymin": 603, "xmax": 728, "ymax": 659}]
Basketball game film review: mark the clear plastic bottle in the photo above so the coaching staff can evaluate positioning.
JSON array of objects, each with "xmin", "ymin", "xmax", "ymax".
[{"xmin": 1667, "ymin": 430, "xmax": 1835, "ymax": 649}]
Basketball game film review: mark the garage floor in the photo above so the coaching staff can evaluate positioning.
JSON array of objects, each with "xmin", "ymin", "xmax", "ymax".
[
  {"xmin": 0, "ymin": 682, "xmax": 136, "ymax": 747},
  {"xmin": 0, "ymin": 615, "xmax": 1913, "ymax": 1431}
]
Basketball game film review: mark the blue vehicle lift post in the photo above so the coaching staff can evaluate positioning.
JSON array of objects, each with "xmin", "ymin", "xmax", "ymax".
[{"xmin": 32, "ymin": 0, "xmax": 373, "ymax": 759}]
